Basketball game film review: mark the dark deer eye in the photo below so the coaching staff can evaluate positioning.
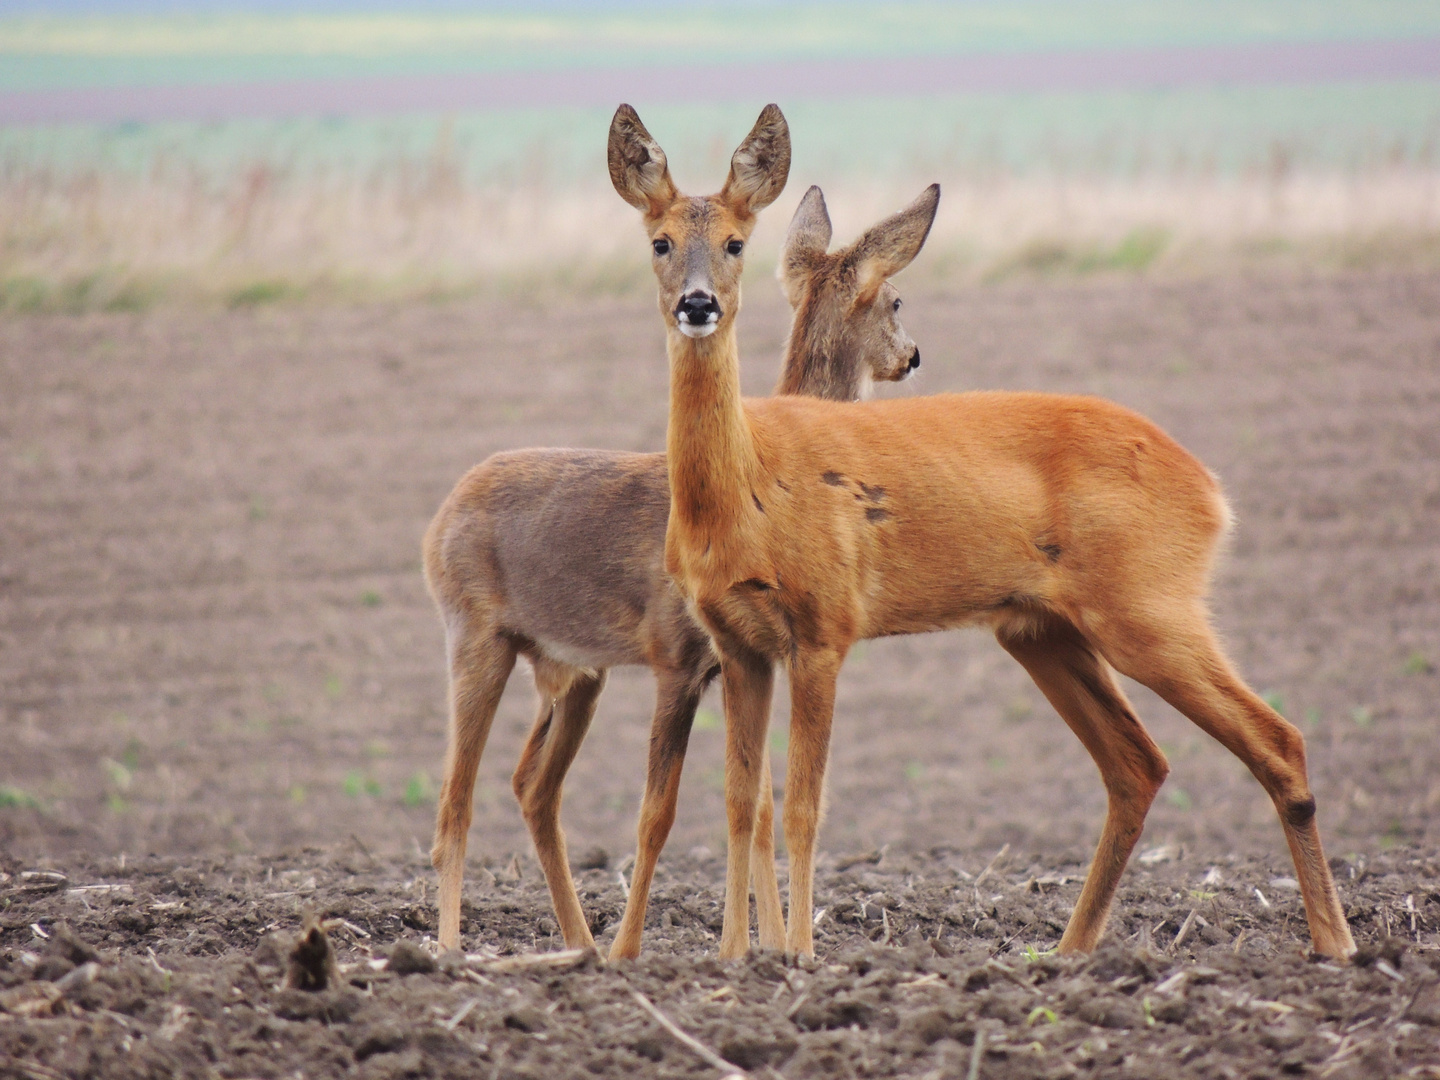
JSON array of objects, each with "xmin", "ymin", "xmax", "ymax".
[
  {"xmin": 892, "ymin": 298, "xmax": 902, "ymax": 312},
  {"xmin": 726, "ymin": 240, "xmax": 744, "ymax": 256},
  {"xmin": 652, "ymin": 238, "xmax": 670, "ymax": 256}
]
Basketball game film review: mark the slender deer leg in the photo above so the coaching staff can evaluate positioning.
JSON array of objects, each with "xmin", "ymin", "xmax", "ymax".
[
  {"xmin": 1096, "ymin": 610, "xmax": 1355, "ymax": 958},
  {"xmin": 781, "ymin": 647, "xmax": 843, "ymax": 958},
  {"xmin": 513, "ymin": 668, "xmax": 608, "ymax": 951},
  {"xmin": 997, "ymin": 617, "xmax": 1169, "ymax": 953},
  {"xmin": 609, "ymin": 670, "xmax": 704, "ymax": 960},
  {"xmin": 718, "ymin": 648, "xmax": 776, "ymax": 960},
  {"xmin": 431, "ymin": 625, "xmax": 518, "ymax": 954},
  {"xmin": 751, "ymin": 745, "xmax": 786, "ymax": 950}
]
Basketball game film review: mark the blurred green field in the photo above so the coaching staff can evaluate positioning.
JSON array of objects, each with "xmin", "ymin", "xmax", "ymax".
[
  {"xmin": 7, "ymin": 82, "xmax": 1436, "ymax": 184},
  {"xmin": 2, "ymin": 2, "xmax": 1438, "ymax": 309}
]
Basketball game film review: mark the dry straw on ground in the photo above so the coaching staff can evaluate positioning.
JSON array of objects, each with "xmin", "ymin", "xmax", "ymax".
[{"xmin": 2, "ymin": 150, "xmax": 1438, "ymax": 310}]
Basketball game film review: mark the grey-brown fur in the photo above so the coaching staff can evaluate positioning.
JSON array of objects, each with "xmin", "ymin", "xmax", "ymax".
[{"xmin": 426, "ymin": 173, "xmax": 939, "ymax": 958}]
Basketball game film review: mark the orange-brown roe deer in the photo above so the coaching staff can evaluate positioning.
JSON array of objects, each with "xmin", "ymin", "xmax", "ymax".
[{"xmin": 610, "ymin": 102, "xmax": 1355, "ymax": 962}]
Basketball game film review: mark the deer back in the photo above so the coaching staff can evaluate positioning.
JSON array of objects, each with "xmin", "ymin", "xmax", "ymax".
[{"xmin": 672, "ymin": 391, "xmax": 1230, "ymax": 656}]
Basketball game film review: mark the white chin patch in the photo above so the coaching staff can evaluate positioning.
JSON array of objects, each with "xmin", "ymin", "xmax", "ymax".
[{"xmin": 678, "ymin": 320, "xmax": 718, "ymax": 339}]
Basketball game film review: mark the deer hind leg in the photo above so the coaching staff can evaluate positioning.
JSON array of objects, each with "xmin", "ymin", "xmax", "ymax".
[
  {"xmin": 719, "ymin": 648, "xmax": 776, "ymax": 960},
  {"xmin": 1092, "ymin": 607, "xmax": 1355, "ymax": 959},
  {"xmin": 751, "ymin": 745, "xmax": 785, "ymax": 951},
  {"xmin": 997, "ymin": 615, "xmax": 1169, "ymax": 954},
  {"xmin": 432, "ymin": 624, "xmax": 518, "ymax": 954},
  {"xmin": 513, "ymin": 662, "xmax": 607, "ymax": 952},
  {"xmin": 609, "ymin": 669, "xmax": 704, "ymax": 960}
]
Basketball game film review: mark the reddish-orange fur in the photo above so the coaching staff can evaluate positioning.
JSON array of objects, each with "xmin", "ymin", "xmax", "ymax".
[{"xmin": 611, "ymin": 103, "xmax": 1356, "ymax": 961}]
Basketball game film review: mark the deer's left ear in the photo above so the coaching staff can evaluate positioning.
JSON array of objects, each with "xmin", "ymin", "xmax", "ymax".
[
  {"xmin": 722, "ymin": 104, "xmax": 791, "ymax": 215},
  {"xmin": 847, "ymin": 183, "xmax": 940, "ymax": 298}
]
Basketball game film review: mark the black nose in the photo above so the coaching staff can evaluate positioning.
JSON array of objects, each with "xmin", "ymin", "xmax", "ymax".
[
  {"xmin": 678, "ymin": 291, "xmax": 721, "ymax": 325},
  {"xmin": 908, "ymin": 348, "xmax": 920, "ymax": 371}
]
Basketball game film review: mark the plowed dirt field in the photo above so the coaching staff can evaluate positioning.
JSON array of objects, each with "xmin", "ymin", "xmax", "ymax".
[{"xmin": 2, "ymin": 268, "xmax": 1439, "ymax": 1078}]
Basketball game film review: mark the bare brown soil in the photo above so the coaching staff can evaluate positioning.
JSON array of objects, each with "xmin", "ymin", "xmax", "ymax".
[{"xmin": 2, "ymin": 268, "xmax": 1440, "ymax": 1077}]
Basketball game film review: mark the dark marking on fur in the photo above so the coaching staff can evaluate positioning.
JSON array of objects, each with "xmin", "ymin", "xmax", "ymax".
[
  {"xmin": 859, "ymin": 482, "xmax": 886, "ymax": 502},
  {"xmin": 821, "ymin": 471, "xmax": 845, "ymax": 486},
  {"xmin": 1038, "ymin": 543, "xmax": 1062, "ymax": 562},
  {"xmin": 752, "ymin": 492, "xmax": 765, "ymax": 514},
  {"xmin": 865, "ymin": 506, "xmax": 891, "ymax": 524},
  {"xmin": 775, "ymin": 478, "xmax": 790, "ymax": 492},
  {"xmin": 740, "ymin": 578, "xmax": 772, "ymax": 591},
  {"xmin": 1284, "ymin": 796, "xmax": 1317, "ymax": 828}
]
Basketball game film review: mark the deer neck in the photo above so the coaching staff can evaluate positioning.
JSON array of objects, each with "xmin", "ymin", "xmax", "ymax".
[
  {"xmin": 665, "ymin": 321, "xmax": 760, "ymax": 548},
  {"xmin": 774, "ymin": 291, "xmax": 862, "ymax": 401}
]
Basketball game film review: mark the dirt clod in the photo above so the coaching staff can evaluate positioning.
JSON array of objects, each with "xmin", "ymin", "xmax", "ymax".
[
  {"xmin": 384, "ymin": 939, "xmax": 437, "ymax": 976},
  {"xmin": 286, "ymin": 912, "xmax": 338, "ymax": 991}
]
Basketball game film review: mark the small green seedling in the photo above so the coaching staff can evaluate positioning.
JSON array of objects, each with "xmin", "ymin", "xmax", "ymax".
[
  {"xmin": 1165, "ymin": 787, "xmax": 1193, "ymax": 811},
  {"xmin": 360, "ymin": 590, "xmax": 382, "ymax": 608},
  {"xmin": 1261, "ymin": 691, "xmax": 1285, "ymax": 715},
  {"xmin": 404, "ymin": 773, "xmax": 435, "ymax": 807},
  {"xmin": 1026, "ymin": 1005, "xmax": 1058, "ymax": 1025},
  {"xmin": 1404, "ymin": 651, "xmax": 1433, "ymax": 676},
  {"xmin": 1351, "ymin": 706, "xmax": 1374, "ymax": 728},
  {"xmin": 692, "ymin": 707, "xmax": 722, "ymax": 732},
  {"xmin": 103, "ymin": 758, "xmax": 133, "ymax": 792},
  {"xmin": 0, "ymin": 785, "xmax": 38, "ymax": 809}
]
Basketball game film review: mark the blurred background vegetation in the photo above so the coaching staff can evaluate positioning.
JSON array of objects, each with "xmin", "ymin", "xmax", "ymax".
[{"xmin": 2, "ymin": 0, "xmax": 1438, "ymax": 310}]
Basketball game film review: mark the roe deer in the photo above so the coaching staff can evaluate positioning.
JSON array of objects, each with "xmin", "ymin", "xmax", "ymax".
[
  {"xmin": 609, "ymin": 102, "xmax": 1356, "ymax": 961},
  {"xmin": 425, "ymin": 183, "xmax": 937, "ymax": 958}
]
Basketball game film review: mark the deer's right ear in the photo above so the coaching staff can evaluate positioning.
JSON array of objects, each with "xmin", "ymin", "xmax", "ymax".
[
  {"xmin": 608, "ymin": 104, "xmax": 677, "ymax": 217},
  {"xmin": 778, "ymin": 186, "xmax": 832, "ymax": 305}
]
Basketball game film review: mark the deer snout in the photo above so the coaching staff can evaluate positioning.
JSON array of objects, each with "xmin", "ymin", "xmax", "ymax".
[
  {"xmin": 908, "ymin": 347, "xmax": 920, "ymax": 371},
  {"xmin": 676, "ymin": 291, "xmax": 722, "ymax": 337}
]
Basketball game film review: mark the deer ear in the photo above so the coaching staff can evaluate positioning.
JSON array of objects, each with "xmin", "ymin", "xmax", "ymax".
[
  {"xmin": 777, "ymin": 186, "xmax": 832, "ymax": 305},
  {"xmin": 608, "ymin": 104, "xmax": 677, "ymax": 217},
  {"xmin": 847, "ymin": 183, "xmax": 940, "ymax": 296},
  {"xmin": 722, "ymin": 104, "xmax": 791, "ymax": 215}
]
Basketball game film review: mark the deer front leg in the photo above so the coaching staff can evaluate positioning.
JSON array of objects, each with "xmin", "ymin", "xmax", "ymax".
[
  {"xmin": 782, "ymin": 647, "xmax": 843, "ymax": 958},
  {"xmin": 751, "ymin": 746, "xmax": 785, "ymax": 951},
  {"xmin": 718, "ymin": 648, "xmax": 775, "ymax": 960}
]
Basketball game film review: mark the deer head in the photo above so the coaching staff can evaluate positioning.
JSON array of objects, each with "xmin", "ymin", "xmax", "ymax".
[
  {"xmin": 777, "ymin": 183, "xmax": 940, "ymax": 396},
  {"xmin": 609, "ymin": 103, "xmax": 791, "ymax": 341}
]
